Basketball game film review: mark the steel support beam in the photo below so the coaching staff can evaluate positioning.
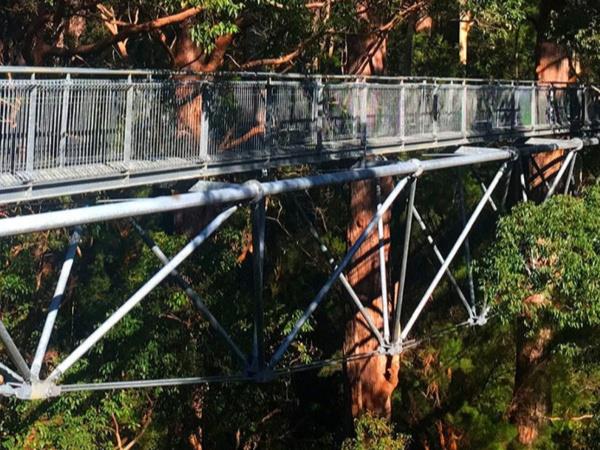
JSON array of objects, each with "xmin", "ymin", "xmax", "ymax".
[
  {"xmin": 391, "ymin": 177, "xmax": 417, "ymax": 343},
  {"xmin": 411, "ymin": 208, "xmax": 472, "ymax": 317},
  {"xmin": 400, "ymin": 163, "xmax": 508, "ymax": 341},
  {"xmin": 375, "ymin": 181, "xmax": 390, "ymax": 342},
  {"xmin": 0, "ymin": 148, "xmax": 511, "ymax": 238},
  {"xmin": 0, "ymin": 361, "xmax": 24, "ymax": 383},
  {"xmin": 268, "ymin": 176, "xmax": 410, "ymax": 369},
  {"xmin": 130, "ymin": 220, "xmax": 248, "ymax": 367},
  {"xmin": 564, "ymin": 153, "xmax": 578, "ymax": 195},
  {"xmin": 292, "ymin": 194, "xmax": 386, "ymax": 348},
  {"xmin": 545, "ymin": 150, "xmax": 576, "ymax": 200},
  {"xmin": 46, "ymin": 206, "xmax": 237, "ymax": 382},
  {"xmin": 31, "ymin": 228, "xmax": 81, "ymax": 379},
  {"xmin": 458, "ymin": 179, "xmax": 476, "ymax": 314},
  {"xmin": 251, "ymin": 196, "xmax": 267, "ymax": 372},
  {"xmin": 0, "ymin": 321, "xmax": 31, "ymax": 382}
]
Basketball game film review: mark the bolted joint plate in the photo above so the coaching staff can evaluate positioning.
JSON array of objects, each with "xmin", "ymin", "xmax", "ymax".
[{"xmin": 2, "ymin": 381, "xmax": 62, "ymax": 400}]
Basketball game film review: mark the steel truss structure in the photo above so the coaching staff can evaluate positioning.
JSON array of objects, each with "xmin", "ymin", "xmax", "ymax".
[
  {"xmin": 0, "ymin": 135, "xmax": 597, "ymax": 400},
  {"xmin": 0, "ymin": 66, "xmax": 599, "ymax": 204}
]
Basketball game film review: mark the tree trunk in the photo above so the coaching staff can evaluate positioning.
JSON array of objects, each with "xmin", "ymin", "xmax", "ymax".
[
  {"xmin": 343, "ymin": 3, "xmax": 400, "ymax": 421},
  {"xmin": 509, "ymin": 323, "xmax": 553, "ymax": 446},
  {"xmin": 458, "ymin": 0, "xmax": 472, "ymax": 67},
  {"xmin": 344, "ymin": 178, "xmax": 399, "ymax": 419},
  {"xmin": 529, "ymin": 0, "xmax": 578, "ymax": 199}
]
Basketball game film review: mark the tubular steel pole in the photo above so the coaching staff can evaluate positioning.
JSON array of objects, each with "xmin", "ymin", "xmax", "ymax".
[
  {"xmin": 268, "ymin": 177, "xmax": 410, "ymax": 369},
  {"xmin": 458, "ymin": 179, "xmax": 476, "ymax": 315},
  {"xmin": 130, "ymin": 220, "xmax": 248, "ymax": 367},
  {"xmin": 251, "ymin": 197, "xmax": 266, "ymax": 371},
  {"xmin": 545, "ymin": 151, "xmax": 575, "ymax": 200},
  {"xmin": 0, "ymin": 361, "xmax": 24, "ymax": 383},
  {"xmin": 412, "ymin": 207, "xmax": 472, "ymax": 315},
  {"xmin": 400, "ymin": 163, "xmax": 508, "ymax": 341},
  {"xmin": 0, "ymin": 149, "xmax": 512, "ymax": 238},
  {"xmin": 0, "ymin": 321, "xmax": 31, "ymax": 382},
  {"xmin": 292, "ymin": 195, "xmax": 386, "ymax": 348},
  {"xmin": 392, "ymin": 177, "xmax": 417, "ymax": 343},
  {"xmin": 46, "ymin": 206, "xmax": 237, "ymax": 382},
  {"xmin": 31, "ymin": 228, "xmax": 81, "ymax": 379},
  {"xmin": 375, "ymin": 182, "xmax": 390, "ymax": 343},
  {"xmin": 564, "ymin": 153, "xmax": 577, "ymax": 195}
]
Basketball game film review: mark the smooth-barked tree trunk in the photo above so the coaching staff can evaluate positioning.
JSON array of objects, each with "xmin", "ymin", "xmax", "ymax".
[
  {"xmin": 344, "ymin": 177, "xmax": 399, "ymax": 419},
  {"xmin": 343, "ymin": 2, "xmax": 401, "ymax": 421}
]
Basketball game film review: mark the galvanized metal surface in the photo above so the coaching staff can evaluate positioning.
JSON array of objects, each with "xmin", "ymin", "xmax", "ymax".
[
  {"xmin": 0, "ymin": 139, "xmax": 596, "ymax": 399},
  {"xmin": 0, "ymin": 68, "xmax": 598, "ymax": 203}
]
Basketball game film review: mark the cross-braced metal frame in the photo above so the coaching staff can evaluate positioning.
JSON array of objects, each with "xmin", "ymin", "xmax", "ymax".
[{"xmin": 0, "ymin": 137, "xmax": 596, "ymax": 400}]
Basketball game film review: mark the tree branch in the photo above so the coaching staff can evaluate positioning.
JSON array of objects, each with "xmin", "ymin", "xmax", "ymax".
[
  {"xmin": 44, "ymin": 6, "xmax": 204, "ymax": 57},
  {"xmin": 240, "ymin": 31, "xmax": 324, "ymax": 69}
]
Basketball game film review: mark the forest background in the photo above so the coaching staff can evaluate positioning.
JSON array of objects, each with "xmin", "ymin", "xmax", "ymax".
[{"xmin": 1, "ymin": 0, "xmax": 600, "ymax": 448}]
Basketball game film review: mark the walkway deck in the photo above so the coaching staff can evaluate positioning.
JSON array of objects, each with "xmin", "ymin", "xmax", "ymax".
[{"xmin": 1, "ymin": 66, "xmax": 598, "ymax": 203}]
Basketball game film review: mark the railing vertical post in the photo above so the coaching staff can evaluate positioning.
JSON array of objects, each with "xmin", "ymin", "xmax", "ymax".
[
  {"xmin": 359, "ymin": 79, "xmax": 368, "ymax": 147},
  {"xmin": 461, "ymin": 80, "xmax": 468, "ymax": 138},
  {"xmin": 400, "ymin": 80, "xmax": 406, "ymax": 141},
  {"xmin": 199, "ymin": 82, "xmax": 210, "ymax": 162},
  {"xmin": 510, "ymin": 81, "xmax": 516, "ymax": 129},
  {"xmin": 531, "ymin": 82, "xmax": 537, "ymax": 130},
  {"xmin": 432, "ymin": 82, "xmax": 439, "ymax": 141},
  {"xmin": 25, "ymin": 74, "xmax": 37, "ymax": 172},
  {"xmin": 58, "ymin": 74, "xmax": 71, "ymax": 167},
  {"xmin": 313, "ymin": 76, "xmax": 323, "ymax": 150},
  {"xmin": 123, "ymin": 75, "xmax": 133, "ymax": 166}
]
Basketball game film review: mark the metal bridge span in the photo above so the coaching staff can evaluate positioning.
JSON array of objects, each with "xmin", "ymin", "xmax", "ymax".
[
  {"xmin": 0, "ymin": 66, "xmax": 599, "ymax": 203},
  {"xmin": 0, "ymin": 66, "xmax": 599, "ymax": 400}
]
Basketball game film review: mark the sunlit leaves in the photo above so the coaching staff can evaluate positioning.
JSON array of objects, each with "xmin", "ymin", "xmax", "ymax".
[{"xmin": 480, "ymin": 184, "xmax": 600, "ymax": 338}]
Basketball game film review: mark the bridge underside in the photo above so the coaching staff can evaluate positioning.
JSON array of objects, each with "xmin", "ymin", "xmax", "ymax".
[{"xmin": 0, "ymin": 134, "xmax": 597, "ymax": 400}]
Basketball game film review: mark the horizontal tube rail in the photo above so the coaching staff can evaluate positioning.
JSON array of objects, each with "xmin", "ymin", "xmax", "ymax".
[
  {"xmin": 0, "ymin": 71, "xmax": 598, "ymax": 205},
  {"xmin": 0, "ymin": 146, "xmax": 513, "ymax": 237}
]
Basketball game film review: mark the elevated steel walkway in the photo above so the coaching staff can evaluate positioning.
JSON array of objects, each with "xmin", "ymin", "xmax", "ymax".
[
  {"xmin": 1, "ymin": 67, "xmax": 599, "ymax": 399},
  {"xmin": 1, "ymin": 66, "xmax": 599, "ymax": 203}
]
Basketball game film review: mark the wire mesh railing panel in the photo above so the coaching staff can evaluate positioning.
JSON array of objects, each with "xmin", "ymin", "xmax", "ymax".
[
  {"xmin": 0, "ymin": 82, "xmax": 30, "ymax": 174},
  {"xmin": 404, "ymin": 84, "xmax": 435, "ymax": 138},
  {"xmin": 536, "ymin": 86, "xmax": 552, "ymax": 127},
  {"xmin": 586, "ymin": 88, "xmax": 600, "ymax": 125},
  {"xmin": 514, "ymin": 87, "xmax": 533, "ymax": 128},
  {"xmin": 131, "ymin": 82, "xmax": 204, "ymax": 164},
  {"xmin": 0, "ymin": 74, "xmax": 598, "ymax": 184},
  {"xmin": 322, "ymin": 84, "xmax": 359, "ymax": 143},
  {"xmin": 62, "ymin": 81, "xmax": 128, "ymax": 168},
  {"xmin": 207, "ymin": 81, "xmax": 267, "ymax": 160},
  {"xmin": 32, "ymin": 83, "xmax": 62, "ymax": 170},
  {"xmin": 495, "ymin": 87, "xmax": 517, "ymax": 130},
  {"xmin": 436, "ymin": 85, "xmax": 463, "ymax": 134},
  {"xmin": 366, "ymin": 85, "xmax": 402, "ymax": 140},
  {"xmin": 270, "ymin": 81, "xmax": 315, "ymax": 149}
]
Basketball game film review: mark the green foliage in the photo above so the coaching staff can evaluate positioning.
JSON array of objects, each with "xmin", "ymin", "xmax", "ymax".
[
  {"xmin": 481, "ymin": 185, "xmax": 600, "ymax": 336},
  {"xmin": 342, "ymin": 413, "xmax": 408, "ymax": 450}
]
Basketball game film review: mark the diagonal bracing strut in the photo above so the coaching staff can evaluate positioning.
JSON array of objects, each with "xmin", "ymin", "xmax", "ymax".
[
  {"xmin": 292, "ymin": 193, "xmax": 386, "ymax": 348},
  {"xmin": 130, "ymin": 219, "xmax": 248, "ymax": 368},
  {"xmin": 268, "ymin": 176, "xmax": 411, "ymax": 369},
  {"xmin": 31, "ymin": 227, "xmax": 81, "ymax": 379},
  {"xmin": 46, "ymin": 206, "xmax": 238, "ymax": 383},
  {"xmin": 400, "ymin": 163, "xmax": 509, "ymax": 341}
]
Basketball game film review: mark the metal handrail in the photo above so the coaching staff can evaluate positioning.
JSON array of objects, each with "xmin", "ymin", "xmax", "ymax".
[{"xmin": 0, "ymin": 65, "xmax": 580, "ymax": 86}]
